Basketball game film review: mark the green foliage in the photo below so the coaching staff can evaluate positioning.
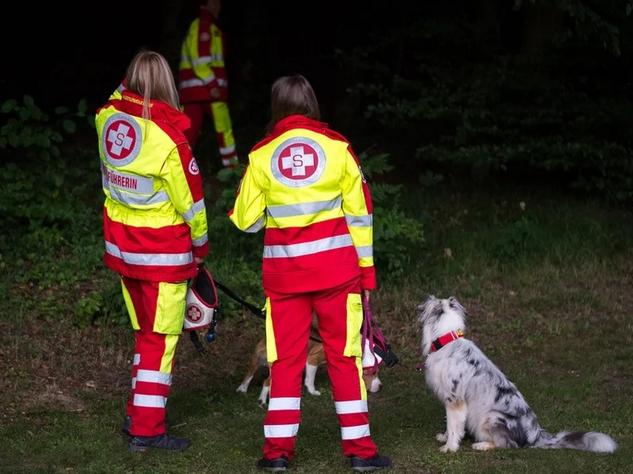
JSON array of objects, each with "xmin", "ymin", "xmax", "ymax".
[
  {"xmin": 356, "ymin": 152, "xmax": 425, "ymax": 278},
  {"xmin": 0, "ymin": 95, "xmax": 99, "ymax": 252},
  {"xmin": 337, "ymin": 7, "xmax": 633, "ymax": 204}
]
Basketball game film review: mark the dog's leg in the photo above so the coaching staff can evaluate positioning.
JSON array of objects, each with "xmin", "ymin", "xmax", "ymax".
[
  {"xmin": 440, "ymin": 400, "xmax": 468, "ymax": 453},
  {"xmin": 304, "ymin": 363, "xmax": 321, "ymax": 396},
  {"xmin": 436, "ymin": 432, "xmax": 447, "ymax": 443},
  {"xmin": 258, "ymin": 375, "xmax": 271, "ymax": 407},
  {"xmin": 471, "ymin": 441, "xmax": 496, "ymax": 451},
  {"xmin": 236, "ymin": 353, "xmax": 261, "ymax": 393}
]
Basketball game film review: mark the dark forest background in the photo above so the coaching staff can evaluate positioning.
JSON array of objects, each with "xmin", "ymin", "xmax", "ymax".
[{"xmin": 2, "ymin": 0, "xmax": 633, "ymax": 199}]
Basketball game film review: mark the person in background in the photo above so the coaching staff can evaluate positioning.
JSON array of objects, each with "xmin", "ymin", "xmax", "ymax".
[
  {"xmin": 228, "ymin": 74, "xmax": 392, "ymax": 473},
  {"xmin": 178, "ymin": 0, "xmax": 238, "ymax": 168},
  {"xmin": 96, "ymin": 50, "xmax": 209, "ymax": 452}
]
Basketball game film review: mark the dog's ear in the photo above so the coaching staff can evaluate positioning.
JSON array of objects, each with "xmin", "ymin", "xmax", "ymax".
[
  {"xmin": 416, "ymin": 295, "xmax": 436, "ymax": 322},
  {"xmin": 448, "ymin": 296, "xmax": 467, "ymax": 319}
]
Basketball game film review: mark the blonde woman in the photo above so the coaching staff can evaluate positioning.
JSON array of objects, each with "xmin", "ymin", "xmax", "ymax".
[{"xmin": 96, "ymin": 50, "xmax": 209, "ymax": 452}]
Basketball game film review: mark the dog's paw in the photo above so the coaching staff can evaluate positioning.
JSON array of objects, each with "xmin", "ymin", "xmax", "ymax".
[
  {"xmin": 439, "ymin": 444, "xmax": 459, "ymax": 453},
  {"xmin": 257, "ymin": 399, "xmax": 268, "ymax": 408},
  {"xmin": 306, "ymin": 388, "xmax": 321, "ymax": 396},
  {"xmin": 436, "ymin": 433, "xmax": 447, "ymax": 443},
  {"xmin": 236, "ymin": 385, "xmax": 248, "ymax": 393},
  {"xmin": 471, "ymin": 442, "xmax": 495, "ymax": 451}
]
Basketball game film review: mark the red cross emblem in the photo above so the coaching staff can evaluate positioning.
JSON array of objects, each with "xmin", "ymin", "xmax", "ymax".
[
  {"xmin": 187, "ymin": 305, "xmax": 202, "ymax": 323},
  {"xmin": 271, "ymin": 137, "xmax": 325, "ymax": 187},
  {"xmin": 105, "ymin": 120, "xmax": 137, "ymax": 160},
  {"xmin": 277, "ymin": 144, "xmax": 318, "ymax": 180},
  {"xmin": 102, "ymin": 113, "xmax": 142, "ymax": 166}
]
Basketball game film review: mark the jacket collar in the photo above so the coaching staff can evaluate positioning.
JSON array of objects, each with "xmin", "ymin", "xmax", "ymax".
[
  {"xmin": 119, "ymin": 90, "xmax": 191, "ymax": 133},
  {"xmin": 200, "ymin": 6, "xmax": 217, "ymax": 23},
  {"xmin": 272, "ymin": 115, "xmax": 328, "ymax": 136}
]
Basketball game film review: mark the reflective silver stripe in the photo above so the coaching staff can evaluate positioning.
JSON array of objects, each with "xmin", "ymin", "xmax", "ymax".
[
  {"xmin": 268, "ymin": 397, "xmax": 301, "ymax": 411},
  {"xmin": 264, "ymin": 423, "xmax": 299, "ymax": 438},
  {"xmin": 222, "ymin": 158, "xmax": 235, "ymax": 167},
  {"xmin": 267, "ymin": 197, "xmax": 341, "ymax": 219},
  {"xmin": 245, "ymin": 216, "xmax": 265, "ymax": 233},
  {"xmin": 180, "ymin": 78, "xmax": 205, "ymax": 89},
  {"xmin": 182, "ymin": 198, "xmax": 206, "ymax": 223},
  {"xmin": 220, "ymin": 143, "xmax": 236, "ymax": 154},
  {"xmin": 192, "ymin": 233, "xmax": 209, "ymax": 247},
  {"xmin": 263, "ymin": 234, "xmax": 353, "ymax": 259},
  {"xmin": 109, "ymin": 188, "xmax": 170, "ymax": 207},
  {"xmin": 341, "ymin": 424, "xmax": 370, "ymax": 440},
  {"xmin": 179, "ymin": 77, "xmax": 227, "ymax": 89},
  {"xmin": 135, "ymin": 369, "xmax": 172, "ymax": 386},
  {"xmin": 116, "ymin": 83, "xmax": 125, "ymax": 93},
  {"xmin": 345, "ymin": 214, "xmax": 372, "ymax": 227},
  {"xmin": 133, "ymin": 394, "xmax": 167, "ymax": 408},
  {"xmin": 106, "ymin": 241, "xmax": 193, "ymax": 266},
  {"xmin": 355, "ymin": 245, "xmax": 373, "ymax": 258},
  {"xmin": 133, "ymin": 354, "xmax": 141, "ymax": 365},
  {"xmin": 192, "ymin": 55, "xmax": 213, "ymax": 66},
  {"xmin": 201, "ymin": 74, "xmax": 217, "ymax": 86},
  {"xmin": 335, "ymin": 400, "xmax": 368, "ymax": 415}
]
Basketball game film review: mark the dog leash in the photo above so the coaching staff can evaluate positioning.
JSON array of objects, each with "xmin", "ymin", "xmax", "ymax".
[
  {"xmin": 361, "ymin": 297, "xmax": 403, "ymax": 371},
  {"xmin": 213, "ymin": 279, "xmax": 323, "ymax": 343},
  {"xmin": 214, "ymin": 279, "xmax": 265, "ymax": 319}
]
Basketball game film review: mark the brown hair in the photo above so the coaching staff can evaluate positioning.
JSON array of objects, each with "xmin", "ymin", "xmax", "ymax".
[
  {"xmin": 266, "ymin": 74, "xmax": 321, "ymax": 134},
  {"xmin": 124, "ymin": 50, "xmax": 180, "ymax": 121}
]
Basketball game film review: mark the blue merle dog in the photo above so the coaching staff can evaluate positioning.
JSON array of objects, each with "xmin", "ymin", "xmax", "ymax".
[{"xmin": 416, "ymin": 295, "xmax": 617, "ymax": 453}]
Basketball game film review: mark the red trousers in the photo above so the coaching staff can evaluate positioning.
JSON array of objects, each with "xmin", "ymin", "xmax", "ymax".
[
  {"xmin": 262, "ymin": 278, "xmax": 378, "ymax": 460},
  {"xmin": 182, "ymin": 101, "xmax": 237, "ymax": 167},
  {"xmin": 121, "ymin": 277, "xmax": 187, "ymax": 437}
]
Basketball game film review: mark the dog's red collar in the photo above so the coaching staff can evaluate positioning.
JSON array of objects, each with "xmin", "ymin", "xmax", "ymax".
[{"xmin": 430, "ymin": 329, "xmax": 464, "ymax": 352}]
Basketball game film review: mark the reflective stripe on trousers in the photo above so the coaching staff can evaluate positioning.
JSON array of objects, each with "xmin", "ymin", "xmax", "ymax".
[
  {"xmin": 262, "ymin": 278, "xmax": 377, "ymax": 461},
  {"xmin": 121, "ymin": 277, "xmax": 185, "ymax": 437}
]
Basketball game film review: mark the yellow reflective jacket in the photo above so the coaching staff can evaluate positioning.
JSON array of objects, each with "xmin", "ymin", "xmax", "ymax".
[
  {"xmin": 178, "ymin": 7, "xmax": 228, "ymax": 103},
  {"xmin": 229, "ymin": 115, "xmax": 375, "ymax": 293},
  {"xmin": 96, "ymin": 90, "xmax": 209, "ymax": 282}
]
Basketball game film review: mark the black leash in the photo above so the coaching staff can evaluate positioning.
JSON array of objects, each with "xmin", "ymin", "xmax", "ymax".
[
  {"xmin": 214, "ymin": 279, "xmax": 265, "ymax": 319},
  {"xmin": 213, "ymin": 279, "xmax": 324, "ymax": 343}
]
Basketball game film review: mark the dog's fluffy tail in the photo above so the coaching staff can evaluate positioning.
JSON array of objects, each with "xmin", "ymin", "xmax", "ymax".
[{"xmin": 533, "ymin": 430, "xmax": 617, "ymax": 453}]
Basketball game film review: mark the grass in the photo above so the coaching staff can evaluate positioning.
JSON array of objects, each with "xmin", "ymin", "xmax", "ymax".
[{"xmin": 1, "ymin": 181, "xmax": 632, "ymax": 474}]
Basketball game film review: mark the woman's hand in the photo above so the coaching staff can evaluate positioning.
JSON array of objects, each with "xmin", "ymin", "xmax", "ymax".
[{"xmin": 363, "ymin": 289, "xmax": 371, "ymax": 302}]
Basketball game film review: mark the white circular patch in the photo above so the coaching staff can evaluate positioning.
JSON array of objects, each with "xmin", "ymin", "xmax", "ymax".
[
  {"xmin": 189, "ymin": 157, "xmax": 200, "ymax": 175},
  {"xmin": 186, "ymin": 304, "xmax": 203, "ymax": 323},
  {"xmin": 101, "ymin": 113, "xmax": 142, "ymax": 167},
  {"xmin": 201, "ymin": 32, "xmax": 211, "ymax": 42},
  {"xmin": 270, "ymin": 136, "xmax": 326, "ymax": 188}
]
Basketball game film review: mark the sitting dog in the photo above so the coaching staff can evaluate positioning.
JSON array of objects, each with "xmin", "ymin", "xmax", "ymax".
[
  {"xmin": 237, "ymin": 326, "xmax": 382, "ymax": 406},
  {"xmin": 416, "ymin": 295, "xmax": 617, "ymax": 453}
]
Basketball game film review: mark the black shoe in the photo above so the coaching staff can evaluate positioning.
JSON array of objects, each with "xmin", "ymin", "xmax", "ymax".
[
  {"xmin": 121, "ymin": 415, "xmax": 131, "ymax": 434},
  {"xmin": 128, "ymin": 433, "xmax": 191, "ymax": 452},
  {"xmin": 257, "ymin": 455, "xmax": 289, "ymax": 472},
  {"xmin": 350, "ymin": 453, "xmax": 392, "ymax": 472},
  {"xmin": 122, "ymin": 416, "xmax": 170, "ymax": 434}
]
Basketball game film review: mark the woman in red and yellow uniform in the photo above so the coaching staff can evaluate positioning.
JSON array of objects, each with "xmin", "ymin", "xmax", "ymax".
[
  {"xmin": 229, "ymin": 75, "xmax": 391, "ymax": 473},
  {"xmin": 178, "ymin": 0, "xmax": 238, "ymax": 168},
  {"xmin": 96, "ymin": 50, "xmax": 209, "ymax": 452}
]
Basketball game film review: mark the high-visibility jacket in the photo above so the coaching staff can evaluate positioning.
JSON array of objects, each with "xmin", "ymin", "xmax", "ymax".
[
  {"xmin": 96, "ymin": 90, "xmax": 209, "ymax": 282},
  {"xmin": 178, "ymin": 7, "xmax": 228, "ymax": 104},
  {"xmin": 229, "ymin": 115, "xmax": 376, "ymax": 293}
]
